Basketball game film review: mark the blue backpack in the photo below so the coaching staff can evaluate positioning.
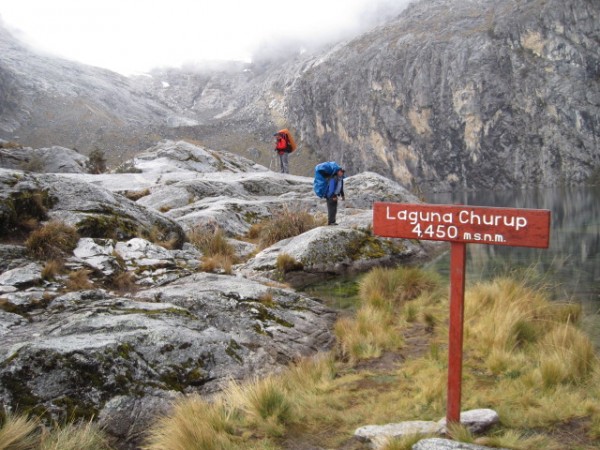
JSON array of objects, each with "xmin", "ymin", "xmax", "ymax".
[{"xmin": 313, "ymin": 161, "xmax": 341, "ymax": 198}]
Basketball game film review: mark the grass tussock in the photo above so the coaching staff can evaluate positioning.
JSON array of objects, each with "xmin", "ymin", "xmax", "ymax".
[
  {"xmin": 259, "ymin": 291, "xmax": 275, "ymax": 307},
  {"xmin": 0, "ymin": 413, "xmax": 38, "ymax": 450},
  {"xmin": 144, "ymin": 354, "xmax": 337, "ymax": 449},
  {"xmin": 142, "ymin": 396, "xmax": 236, "ymax": 450},
  {"xmin": 359, "ymin": 266, "xmax": 441, "ymax": 310},
  {"xmin": 41, "ymin": 259, "xmax": 65, "ymax": 281},
  {"xmin": 0, "ymin": 415, "xmax": 110, "ymax": 450},
  {"xmin": 275, "ymin": 253, "xmax": 303, "ymax": 274},
  {"xmin": 0, "ymin": 140, "xmax": 23, "ymax": 149},
  {"xmin": 65, "ymin": 269, "xmax": 94, "ymax": 291},
  {"xmin": 476, "ymin": 429, "xmax": 555, "ymax": 450},
  {"xmin": 334, "ymin": 305, "xmax": 403, "ymax": 362},
  {"xmin": 381, "ymin": 433, "xmax": 430, "ymax": 450},
  {"xmin": 188, "ymin": 226, "xmax": 237, "ymax": 274},
  {"xmin": 188, "ymin": 227, "xmax": 235, "ymax": 259},
  {"xmin": 146, "ymin": 226, "xmax": 179, "ymax": 250},
  {"xmin": 225, "ymin": 376, "xmax": 293, "ymax": 436},
  {"xmin": 333, "ymin": 267, "xmax": 441, "ymax": 363},
  {"xmin": 25, "ymin": 221, "xmax": 79, "ymax": 259},
  {"xmin": 39, "ymin": 421, "xmax": 111, "ymax": 450},
  {"xmin": 109, "ymin": 271, "xmax": 138, "ymax": 293},
  {"xmin": 200, "ymin": 255, "xmax": 234, "ymax": 274},
  {"xmin": 537, "ymin": 324, "xmax": 596, "ymax": 387},
  {"xmin": 123, "ymin": 188, "xmax": 150, "ymax": 201},
  {"xmin": 247, "ymin": 206, "xmax": 322, "ymax": 249}
]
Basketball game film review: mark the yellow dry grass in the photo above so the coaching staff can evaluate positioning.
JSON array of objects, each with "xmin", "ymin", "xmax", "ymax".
[
  {"xmin": 0, "ymin": 414, "xmax": 38, "ymax": 450},
  {"xmin": 25, "ymin": 220, "xmax": 79, "ymax": 259}
]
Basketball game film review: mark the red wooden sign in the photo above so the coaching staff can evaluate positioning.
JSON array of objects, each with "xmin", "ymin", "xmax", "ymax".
[
  {"xmin": 372, "ymin": 202, "xmax": 551, "ymax": 425},
  {"xmin": 373, "ymin": 203, "xmax": 551, "ymax": 248}
]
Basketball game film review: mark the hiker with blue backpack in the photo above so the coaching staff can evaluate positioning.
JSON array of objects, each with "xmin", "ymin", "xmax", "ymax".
[{"xmin": 313, "ymin": 161, "xmax": 346, "ymax": 225}]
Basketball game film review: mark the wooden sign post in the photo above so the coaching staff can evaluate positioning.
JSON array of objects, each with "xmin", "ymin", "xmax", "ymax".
[{"xmin": 373, "ymin": 202, "xmax": 551, "ymax": 424}]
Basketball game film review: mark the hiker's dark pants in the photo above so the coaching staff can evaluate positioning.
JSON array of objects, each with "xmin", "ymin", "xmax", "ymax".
[
  {"xmin": 278, "ymin": 152, "xmax": 289, "ymax": 173},
  {"xmin": 326, "ymin": 197, "xmax": 338, "ymax": 224}
]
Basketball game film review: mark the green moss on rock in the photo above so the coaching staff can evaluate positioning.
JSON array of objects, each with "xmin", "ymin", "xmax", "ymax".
[
  {"xmin": 0, "ymin": 189, "xmax": 56, "ymax": 238},
  {"xmin": 76, "ymin": 213, "xmax": 139, "ymax": 240},
  {"xmin": 225, "ymin": 339, "xmax": 243, "ymax": 364}
]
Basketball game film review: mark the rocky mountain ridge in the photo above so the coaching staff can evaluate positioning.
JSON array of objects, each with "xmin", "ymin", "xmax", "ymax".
[
  {"xmin": 1, "ymin": 0, "xmax": 598, "ymax": 192},
  {"xmin": 0, "ymin": 21, "xmax": 195, "ymax": 162},
  {"xmin": 285, "ymin": 0, "xmax": 600, "ymax": 191}
]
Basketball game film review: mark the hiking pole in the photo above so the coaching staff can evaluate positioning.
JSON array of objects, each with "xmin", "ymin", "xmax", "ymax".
[{"xmin": 269, "ymin": 149, "xmax": 275, "ymax": 171}]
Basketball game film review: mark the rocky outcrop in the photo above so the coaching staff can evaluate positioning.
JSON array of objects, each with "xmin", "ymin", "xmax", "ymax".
[
  {"xmin": 0, "ymin": 278, "xmax": 334, "ymax": 442},
  {"xmin": 0, "ymin": 168, "xmax": 186, "ymax": 245},
  {"xmin": 242, "ymin": 220, "xmax": 425, "ymax": 283},
  {"xmin": 0, "ymin": 145, "xmax": 88, "ymax": 173}
]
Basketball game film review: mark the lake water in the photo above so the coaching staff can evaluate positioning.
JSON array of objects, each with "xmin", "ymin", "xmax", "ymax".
[{"xmin": 428, "ymin": 185, "xmax": 600, "ymax": 345}]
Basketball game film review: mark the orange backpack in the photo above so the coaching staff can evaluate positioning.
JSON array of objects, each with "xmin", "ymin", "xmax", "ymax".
[{"xmin": 278, "ymin": 128, "xmax": 297, "ymax": 152}]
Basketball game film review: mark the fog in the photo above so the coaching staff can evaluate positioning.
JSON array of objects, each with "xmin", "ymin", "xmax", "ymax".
[{"xmin": 1, "ymin": 0, "xmax": 412, "ymax": 75}]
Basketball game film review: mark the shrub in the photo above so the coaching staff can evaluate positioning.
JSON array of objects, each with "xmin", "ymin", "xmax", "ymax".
[
  {"xmin": 86, "ymin": 148, "xmax": 107, "ymax": 174},
  {"xmin": 25, "ymin": 221, "xmax": 79, "ymax": 259}
]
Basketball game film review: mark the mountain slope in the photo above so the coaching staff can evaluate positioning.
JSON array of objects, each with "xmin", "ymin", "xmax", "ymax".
[
  {"xmin": 1, "ymin": 0, "xmax": 598, "ymax": 190},
  {"xmin": 0, "ymin": 21, "xmax": 191, "ymax": 160}
]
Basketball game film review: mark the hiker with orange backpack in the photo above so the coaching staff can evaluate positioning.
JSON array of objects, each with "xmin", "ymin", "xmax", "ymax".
[{"xmin": 273, "ymin": 129, "xmax": 296, "ymax": 174}]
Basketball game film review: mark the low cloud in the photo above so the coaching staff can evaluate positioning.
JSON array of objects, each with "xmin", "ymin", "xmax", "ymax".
[{"xmin": 1, "ymin": 0, "xmax": 413, "ymax": 75}]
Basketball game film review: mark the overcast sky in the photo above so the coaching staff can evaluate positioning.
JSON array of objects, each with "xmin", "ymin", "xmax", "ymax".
[{"xmin": 1, "ymin": 0, "xmax": 409, "ymax": 75}]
